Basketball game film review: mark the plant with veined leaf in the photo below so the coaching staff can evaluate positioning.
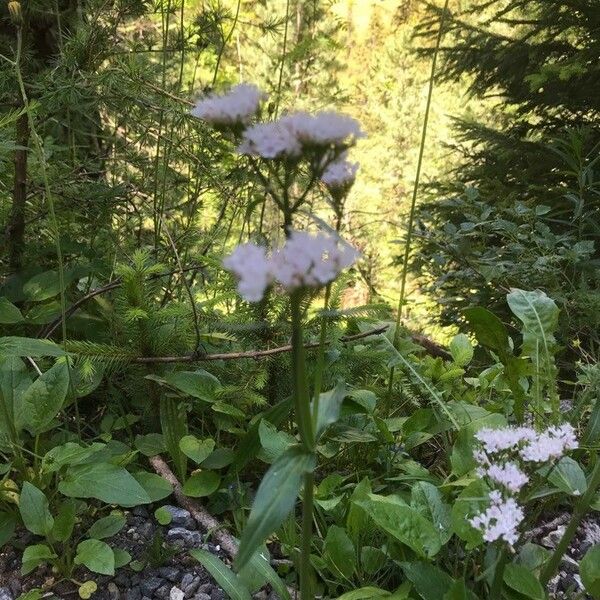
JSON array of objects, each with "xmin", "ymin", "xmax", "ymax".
[{"xmin": 190, "ymin": 83, "xmax": 362, "ymax": 598}]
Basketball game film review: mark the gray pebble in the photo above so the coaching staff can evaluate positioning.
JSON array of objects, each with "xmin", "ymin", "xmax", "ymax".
[
  {"xmin": 197, "ymin": 584, "xmax": 213, "ymax": 594},
  {"xmin": 138, "ymin": 521, "xmax": 155, "ymax": 540},
  {"xmin": 155, "ymin": 585, "xmax": 171, "ymax": 600},
  {"xmin": 115, "ymin": 573, "xmax": 130, "ymax": 587},
  {"xmin": 210, "ymin": 590, "xmax": 226, "ymax": 600},
  {"xmin": 133, "ymin": 506, "xmax": 150, "ymax": 518},
  {"xmin": 0, "ymin": 587, "xmax": 13, "ymax": 600},
  {"xmin": 159, "ymin": 567, "xmax": 181, "ymax": 582},
  {"xmin": 126, "ymin": 588, "xmax": 142, "ymax": 600},
  {"xmin": 166, "ymin": 528, "xmax": 203, "ymax": 547},
  {"xmin": 108, "ymin": 582, "xmax": 120, "ymax": 600},
  {"xmin": 183, "ymin": 576, "xmax": 201, "ymax": 598},
  {"xmin": 170, "ymin": 588, "xmax": 184, "ymax": 600},
  {"xmin": 140, "ymin": 577, "xmax": 163, "ymax": 597},
  {"xmin": 161, "ymin": 506, "xmax": 192, "ymax": 527},
  {"xmin": 192, "ymin": 595, "xmax": 211, "ymax": 600}
]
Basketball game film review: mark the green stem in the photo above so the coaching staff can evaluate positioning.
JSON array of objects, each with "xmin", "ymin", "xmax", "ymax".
[
  {"xmin": 392, "ymin": 0, "xmax": 449, "ymax": 348},
  {"xmin": 489, "ymin": 547, "xmax": 508, "ymax": 600},
  {"xmin": 312, "ymin": 284, "xmax": 332, "ymax": 427},
  {"xmin": 300, "ymin": 472, "xmax": 315, "ymax": 600},
  {"xmin": 540, "ymin": 454, "xmax": 600, "ymax": 586}
]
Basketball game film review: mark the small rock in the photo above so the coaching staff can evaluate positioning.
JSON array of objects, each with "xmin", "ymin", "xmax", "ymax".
[
  {"xmin": 542, "ymin": 525, "xmax": 567, "ymax": 549},
  {"xmin": 266, "ymin": 594, "xmax": 281, "ymax": 600},
  {"xmin": 180, "ymin": 574, "xmax": 194, "ymax": 589},
  {"xmin": 170, "ymin": 588, "xmax": 185, "ymax": 600},
  {"xmin": 126, "ymin": 588, "xmax": 142, "ymax": 600},
  {"xmin": 253, "ymin": 592, "xmax": 268, "ymax": 600},
  {"xmin": 192, "ymin": 595, "xmax": 211, "ymax": 600},
  {"xmin": 182, "ymin": 575, "xmax": 201, "ymax": 598},
  {"xmin": 133, "ymin": 506, "xmax": 150, "ymax": 518},
  {"xmin": 210, "ymin": 590, "xmax": 226, "ymax": 600},
  {"xmin": 197, "ymin": 585, "xmax": 213, "ymax": 595},
  {"xmin": 155, "ymin": 585, "xmax": 171, "ymax": 600},
  {"xmin": 167, "ymin": 528, "xmax": 203, "ymax": 547},
  {"xmin": 138, "ymin": 521, "xmax": 155, "ymax": 539},
  {"xmin": 108, "ymin": 582, "xmax": 120, "ymax": 600},
  {"xmin": 159, "ymin": 567, "xmax": 181, "ymax": 583},
  {"xmin": 162, "ymin": 506, "xmax": 192, "ymax": 527},
  {"xmin": 140, "ymin": 577, "xmax": 163, "ymax": 597},
  {"xmin": 0, "ymin": 587, "xmax": 13, "ymax": 600}
]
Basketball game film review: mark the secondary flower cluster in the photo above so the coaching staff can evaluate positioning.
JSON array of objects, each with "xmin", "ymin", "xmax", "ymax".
[
  {"xmin": 469, "ymin": 423, "xmax": 578, "ymax": 546},
  {"xmin": 191, "ymin": 84, "xmax": 363, "ymax": 190},
  {"xmin": 223, "ymin": 230, "xmax": 359, "ymax": 302}
]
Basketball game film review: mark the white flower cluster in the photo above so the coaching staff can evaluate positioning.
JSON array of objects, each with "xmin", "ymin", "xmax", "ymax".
[
  {"xmin": 238, "ymin": 111, "xmax": 364, "ymax": 159},
  {"xmin": 321, "ymin": 157, "xmax": 359, "ymax": 190},
  {"xmin": 469, "ymin": 423, "xmax": 578, "ymax": 546},
  {"xmin": 191, "ymin": 83, "xmax": 266, "ymax": 127},
  {"xmin": 223, "ymin": 230, "xmax": 359, "ymax": 302}
]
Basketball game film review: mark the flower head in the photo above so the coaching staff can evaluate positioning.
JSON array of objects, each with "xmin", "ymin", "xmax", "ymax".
[
  {"xmin": 237, "ymin": 121, "xmax": 302, "ymax": 159},
  {"xmin": 222, "ymin": 242, "xmax": 271, "ymax": 302},
  {"xmin": 469, "ymin": 492, "xmax": 524, "ymax": 545},
  {"xmin": 519, "ymin": 423, "xmax": 578, "ymax": 462},
  {"xmin": 191, "ymin": 83, "xmax": 266, "ymax": 127},
  {"xmin": 321, "ymin": 158, "xmax": 359, "ymax": 190},
  {"xmin": 282, "ymin": 111, "xmax": 364, "ymax": 147}
]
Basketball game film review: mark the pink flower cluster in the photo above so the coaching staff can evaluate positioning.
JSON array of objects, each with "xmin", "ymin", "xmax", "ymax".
[
  {"xmin": 191, "ymin": 84, "xmax": 266, "ymax": 127},
  {"xmin": 223, "ymin": 230, "xmax": 359, "ymax": 302},
  {"xmin": 469, "ymin": 423, "xmax": 578, "ymax": 546}
]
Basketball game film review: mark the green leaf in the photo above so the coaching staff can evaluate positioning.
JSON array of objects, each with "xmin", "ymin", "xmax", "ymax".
[
  {"xmin": 113, "ymin": 548, "xmax": 132, "ymax": 569},
  {"xmin": 443, "ymin": 580, "xmax": 472, "ymax": 600},
  {"xmin": 154, "ymin": 507, "xmax": 173, "ymax": 526},
  {"xmin": 19, "ymin": 482, "xmax": 54, "ymax": 536},
  {"xmin": 324, "ymin": 525, "xmax": 356, "ymax": 580},
  {"xmin": 0, "ymin": 511, "xmax": 16, "ymax": 548},
  {"xmin": 42, "ymin": 442, "xmax": 106, "ymax": 473},
  {"xmin": 78, "ymin": 581, "xmax": 98, "ymax": 600},
  {"xmin": 0, "ymin": 337, "xmax": 67, "ymax": 357},
  {"xmin": 548, "ymin": 456, "xmax": 587, "ymax": 496},
  {"xmin": 59, "ymin": 463, "xmax": 151, "ymax": 507},
  {"xmin": 400, "ymin": 562, "xmax": 454, "ymax": 600},
  {"xmin": 237, "ymin": 547, "xmax": 291, "ymax": 600},
  {"xmin": 133, "ymin": 472, "xmax": 173, "ymax": 502},
  {"xmin": 357, "ymin": 494, "xmax": 441, "ymax": 558},
  {"xmin": 21, "ymin": 361, "xmax": 70, "ymax": 434},
  {"xmin": 0, "ymin": 297, "xmax": 23, "ymax": 324},
  {"xmin": 450, "ymin": 479, "xmax": 488, "ymax": 549},
  {"xmin": 22, "ymin": 544, "xmax": 57, "ymax": 575},
  {"xmin": 75, "ymin": 539, "xmax": 115, "ymax": 576},
  {"xmin": 87, "ymin": 513, "xmax": 126, "ymax": 539},
  {"xmin": 160, "ymin": 396, "xmax": 188, "ymax": 482},
  {"xmin": 258, "ymin": 420, "xmax": 295, "ymax": 463},
  {"xmin": 51, "ymin": 500, "xmax": 76, "ymax": 542},
  {"xmin": 202, "ymin": 448, "xmax": 234, "ymax": 469},
  {"xmin": 183, "ymin": 471, "xmax": 221, "ymax": 497},
  {"xmin": 464, "ymin": 307, "xmax": 510, "ymax": 353},
  {"xmin": 179, "ymin": 435, "xmax": 215, "ymax": 464},
  {"xmin": 503, "ymin": 563, "xmax": 545, "ymax": 600},
  {"xmin": 314, "ymin": 383, "xmax": 347, "ymax": 438},
  {"xmin": 335, "ymin": 587, "xmax": 392, "ymax": 599},
  {"xmin": 581, "ymin": 545, "xmax": 600, "ymax": 599},
  {"xmin": 410, "ymin": 482, "xmax": 452, "ymax": 544},
  {"xmin": 235, "ymin": 445, "xmax": 316, "ymax": 570},
  {"xmin": 449, "ymin": 334, "xmax": 473, "ymax": 367},
  {"xmin": 23, "ymin": 270, "xmax": 64, "ymax": 302},
  {"xmin": 134, "ymin": 433, "xmax": 166, "ymax": 457},
  {"xmin": 360, "ymin": 546, "xmax": 386, "ymax": 575},
  {"xmin": 190, "ymin": 549, "xmax": 252, "ymax": 600},
  {"xmin": 164, "ymin": 370, "xmax": 221, "ymax": 402}
]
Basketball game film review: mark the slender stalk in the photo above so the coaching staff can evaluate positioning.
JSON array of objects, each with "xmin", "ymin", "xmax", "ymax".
[
  {"xmin": 540, "ymin": 454, "xmax": 600, "ymax": 585},
  {"xmin": 489, "ymin": 546, "xmax": 508, "ymax": 600},
  {"xmin": 300, "ymin": 472, "xmax": 315, "ymax": 600},
  {"xmin": 392, "ymin": 0, "xmax": 449, "ymax": 348}
]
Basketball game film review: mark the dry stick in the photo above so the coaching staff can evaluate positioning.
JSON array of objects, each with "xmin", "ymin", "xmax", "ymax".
[
  {"xmin": 134, "ymin": 325, "xmax": 390, "ymax": 364},
  {"xmin": 150, "ymin": 455, "xmax": 239, "ymax": 557}
]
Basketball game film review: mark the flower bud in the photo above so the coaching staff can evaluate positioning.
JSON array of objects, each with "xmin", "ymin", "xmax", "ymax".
[{"xmin": 8, "ymin": 1, "xmax": 23, "ymax": 25}]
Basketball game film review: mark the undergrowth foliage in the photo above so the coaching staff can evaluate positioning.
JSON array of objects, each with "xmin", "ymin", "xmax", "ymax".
[{"xmin": 0, "ymin": 2, "xmax": 599, "ymax": 600}]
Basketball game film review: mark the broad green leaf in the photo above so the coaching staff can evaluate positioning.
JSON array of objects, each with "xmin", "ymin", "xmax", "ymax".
[
  {"xmin": 0, "ymin": 297, "xmax": 23, "ymax": 324},
  {"xmin": 410, "ymin": 482, "xmax": 452, "ymax": 544},
  {"xmin": 23, "ymin": 270, "xmax": 63, "ymax": 302},
  {"xmin": 87, "ymin": 513, "xmax": 126, "ymax": 539},
  {"xmin": 42, "ymin": 442, "xmax": 106, "ymax": 473},
  {"xmin": 443, "ymin": 580, "xmax": 473, "ymax": 600},
  {"xmin": 400, "ymin": 562, "xmax": 454, "ymax": 600},
  {"xmin": 78, "ymin": 581, "xmax": 98, "ymax": 599},
  {"xmin": 154, "ymin": 506, "xmax": 172, "ymax": 525},
  {"xmin": 583, "ymin": 398, "xmax": 600, "ymax": 445},
  {"xmin": 164, "ymin": 369, "xmax": 221, "ymax": 402},
  {"xmin": 133, "ymin": 472, "xmax": 173, "ymax": 502},
  {"xmin": 59, "ymin": 463, "xmax": 151, "ymax": 506},
  {"xmin": 503, "ymin": 563, "xmax": 545, "ymax": 600},
  {"xmin": 238, "ymin": 547, "xmax": 290, "ymax": 600},
  {"xmin": 179, "ymin": 435, "xmax": 215, "ymax": 464},
  {"xmin": 202, "ymin": 448, "xmax": 234, "ymax": 469},
  {"xmin": 0, "ymin": 511, "xmax": 16, "ymax": 548},
  {"xmin": 235, "ymin": 445, "xmax": 316, "ymax": 570},
  {"xmin": 258, "ymin": 420, "xmax": 295, "ymax": 463},
  {"xmin": 21, "ymin": 361, "xmax": 70, "ymax": 434},
  {"xmin": 51, "ymin": 500, "xmax": 76, "ymax": 542},
  {"xmin": 463, "ymin": 307, "xmax": 510, "ymax": 353},
  {"xmin": 19, "ymin": 482, "xmax": 54, "ymax": 536},
  {"xmin": 357, "ymin": 494, "xmax": 441, "ymax": 558},
  {"xmin": 74, "ymin": 539, "xmax": 115, "ymax": 575},
  {"xmin": 450, "ymin": 479, "xmax": 488, "ymax": 549},
  {"xmin": 22, "ymin": 544, "xmax": 57, "ymax": 575},
  {"xmin": 160, "ymin": 396, "xmax": 188, "ymax": 482},
  {"xmin": 548, "ymin": 456, "xmax": 587, "ymax": 496},
  {"xmin": 0, "ymin": 336, "xmax": 66, "ymax": 357},
  {"xmin": 314, "ymin": 383, "xmax": 347, "ymax": 438},
  {"xmin": 323, "ymin": 525, "xmax": 356, "ymax": 579},
  {"xmin": 347, "ymin": 477, "xmax": 372, "ymax": 542},
  {"xmin": 517, "ymin": 543, "xmax": 551, "ymax": 571},
  {"xmin": 212, "ymin": 401, "xmax": 245, "ymax": 419},
  {"xmin": 361, "ymin": 546, "xmax": 387, "ymax": 575},
  {"xmin": 183, "ymin": 471, "xmax": 221, "ymax": 497},
  {"xmin": 335, "ymin": 587, "xmax": 392, "ymax": 600},
  {"xmin": 134, "ymin": 433, "xmax": 166, "ymax": 457},
  {"xmin": 113, "ymin": 548, "xmax": 132, "ymax": 568},
  {"xmin": 581, "ymin": 545, "xmax": 600, "ymax": 599},
  {"xmin": 190, "ymin": 549, "xmax": 252, "ymax": 600},
  {"xmin": 0, "ymin": 356, "xmax": 32, "ymax": 443},
  {"xmin": 449, "ymin": 334, "xmax": 473, "ymax": 367}
]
